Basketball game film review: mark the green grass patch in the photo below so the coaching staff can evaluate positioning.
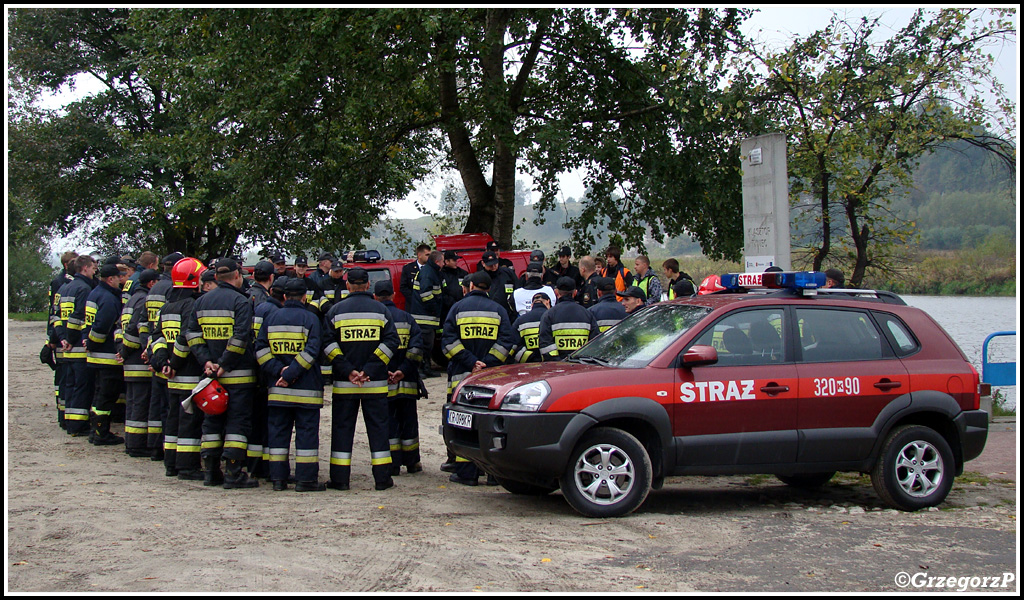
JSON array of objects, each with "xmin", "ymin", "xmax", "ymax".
[{"xmin": 8, "ymin": 312, "xmax": 48, "ymax": 321}]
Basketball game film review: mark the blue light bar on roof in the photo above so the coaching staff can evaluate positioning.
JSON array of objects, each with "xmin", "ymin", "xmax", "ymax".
[
  {"xmin": 343, "ymin": 250, "xmax": 382, "ymax": 263},
  {"xmin": 721, "ymin": 271, "xmax": 826, "ymax": 290}
]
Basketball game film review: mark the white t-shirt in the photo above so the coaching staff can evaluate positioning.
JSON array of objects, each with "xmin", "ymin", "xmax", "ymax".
[{"xmin": 512, "ymin": 285, "xmax": 557, "ymax": 315}]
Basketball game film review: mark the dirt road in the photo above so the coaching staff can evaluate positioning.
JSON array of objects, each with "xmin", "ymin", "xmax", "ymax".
[{"xmin": 6, "ymin": 320, "xmax": 1017, "ymax": 592}]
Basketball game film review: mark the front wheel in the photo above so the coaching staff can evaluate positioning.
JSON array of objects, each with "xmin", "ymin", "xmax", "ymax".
[
  {"xmin": 560, "ymin": 427, "xmax": 652, "ymax": 518},
  {"xmin": 871, "ymin": 425, "xmax": 955, "ymax": 511}
]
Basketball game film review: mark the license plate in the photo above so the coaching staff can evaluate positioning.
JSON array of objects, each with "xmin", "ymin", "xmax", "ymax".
[{"xmin": 447, "ymin": 409, "xmax": 473, "ymax": 430}]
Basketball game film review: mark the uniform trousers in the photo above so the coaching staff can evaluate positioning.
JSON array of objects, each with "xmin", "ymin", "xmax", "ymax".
[
  {"xmin": 388, "ymin": 396, "xmax": 420, "ymax": 469},
  {"xmin": 164, "ymin": 389, "xmax": 205, "ymax": 473},
  {"xmin": 65, "ymin": 360, "xmax": 94, "ymax": 434},
  {"xmin": 267, "ymin": 406, "xmax": 321, "ymax": 483},
  {"xmin": 123, "ymin": 377, "xmax": 152, "ymax": 451},
  {"xmin": 149, "ymin": 377, "xmax": 170, "ymax": 455},
  {"xmin": 247, "ymin": 385, "xmax": 269, "ymax": 478},
  {"xmin": 330, "ymin": 394, "xmax": 392, "ymax": 486}
]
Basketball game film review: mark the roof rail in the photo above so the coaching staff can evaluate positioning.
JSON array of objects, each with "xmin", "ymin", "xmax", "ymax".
[{"xmin": 812, "ymin": 288, "xmax": 907, "ymax": 305}]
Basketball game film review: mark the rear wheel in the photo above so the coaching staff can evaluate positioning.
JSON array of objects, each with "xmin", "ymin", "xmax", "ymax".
[
  {"xmin": 560, "ymin": 427, "xmax": 652, "ymax": 518},
  {"xmin": 494, "ymin": 476, "xmax": 558, "ymax": 496},
  {"xmin": 776, "ymin": 472, "xmax": 836, "ymax": 489},
  {"xmin": 871, "ymin": 425, "xmax": 954, "ymax": 511}
]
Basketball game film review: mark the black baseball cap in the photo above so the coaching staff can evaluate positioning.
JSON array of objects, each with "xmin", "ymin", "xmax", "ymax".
[
  {"xmin": 374, "ymin": 280, "xmax": 394, "ymax": 296},
  {"xmin": 162, "ymin": 252, "xmax": 185, "ymax": 266},
  {"xmin": 616, "ymin": 286, "xmax": 647, "ymax": 302},
  {"xmin": 216, "ymin": 258, "xmax": 241, "ymax": 275},
  {"xmin": 346, "ymin": 267, "xmax": 369, "ymax": 284},
  {"xmin": 531, "ymin": 292, "xmax": 549, "ymax": 306},
  {"xmin": 486, "ymin": 240, "xmax": 500, "ymax": 251},
  {"xmin": 317, "ymin": 251, "xmax": 335, "ymax": 262},
  {"xmin": 200, "ymin": 268, "xmax": 216, "ymax": 283},
  {"xmin": 294, "ymin": 254, "xmax": 308, "ymax": 266},
  {"xmin": 529, "ymin": 250, "xmax": 545, "ymax": 262},
  {"xmin": 481, "ymin": 251, "xmax": 499, "ymax": 267},
  {"xmin": 595, "ymin": 277, "xmax": 616, "ymax": 293},
  {"xmin": 253, "ymin": 260, "xmax": 275, "ymax": 276},
  {"xmin": 99, "ymin": 263, "xmax": 123, "ymax": 278},
  {"xmin": 269, "ymin": 253, "xmax": 286, "ymax": 264},
  {"xmin": 283, "ymin": 277, "xmax": 307, "ymax": 295},
  {"xmin": 526, "ymin": 261, "xmax": 543, "ymax": 277},
  {"xmin": 465, "ymin": 270, "xmax": 492, "ymax": 289},
  {"xmin": 138, "ymin": 269, "xmax": 160, "ymax": 285},
  {"xmin": 555, "ymin": 276, "xmax": 576, "ymax": 292},
  {"xmin": 271, "ymin": 275, "xmax": 289, "ymax": 291},
  {"xmin": 558, "ymin": 246, "xmax": 571, "ymax": 257},
  {"xmin": 329, "ymin": 260, "xmax": 345, "ymax": 272},
  {"xmin": 443, "ymin": 250, "xmax": 460, "ymax": 261}
]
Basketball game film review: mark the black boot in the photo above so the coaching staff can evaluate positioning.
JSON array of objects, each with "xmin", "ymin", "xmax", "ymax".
[
  {"xmin": 92, "ymin": 415, "xmax": 124, "ymax": 446},
  {"xmin": 295, "ymin": 481, "xmax": 326, "ymax": 492},
  {"xmin": 177, "ymin": 469, "xmax": 204, "ymax": 481},
  {"xmin": 222, "ymin": 459, "xmax": 259, "ymax": 489},
  {"xmin": 203, "ymin": 456, "xmax": 224, "ymax": 487}
]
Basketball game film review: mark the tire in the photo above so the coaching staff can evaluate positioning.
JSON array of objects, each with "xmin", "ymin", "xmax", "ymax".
[
  {"xmin": 559, "ymin": 427, "xmax": 652, "ymax": 518},
  {"xmin": 871, "ymin": 424, "xmax": 955, "ymax": 511},
  {"xmin": 776, "ymin": 472, "xmax": 836, "ymax": 489},
  {"xmin": 494, "ymin": 476, "xmax": 558, "ymax": 496}
]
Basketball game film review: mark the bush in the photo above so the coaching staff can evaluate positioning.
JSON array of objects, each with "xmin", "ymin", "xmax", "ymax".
[{"xmin": 8, "ymin": 240, "xmax": 54, "ymax": 313}]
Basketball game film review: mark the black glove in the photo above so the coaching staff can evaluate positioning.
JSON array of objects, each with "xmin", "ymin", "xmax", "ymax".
[{"xmin": 39, "ymin": 344, "xmax": 56, "ymax": 371}]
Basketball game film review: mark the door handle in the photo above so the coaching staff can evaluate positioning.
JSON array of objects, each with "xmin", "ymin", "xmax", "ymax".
[
  {"xmin": 874, "ymin": 380, "xmax": 902, "ymax": 391},
  {"xmin": 760, "ymin": 383, "xmax": 789, "ymax": 395}
]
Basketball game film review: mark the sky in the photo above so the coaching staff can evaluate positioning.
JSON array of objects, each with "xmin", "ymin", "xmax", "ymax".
[{"xmin": 16, "ymin": 6, "xmax": 1020, "ymax": 255}]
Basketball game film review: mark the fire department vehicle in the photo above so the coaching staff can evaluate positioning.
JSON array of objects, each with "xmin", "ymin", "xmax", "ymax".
[{"xmin": 442, "ymin": 271, "xmax": 990, "ymax": 517}]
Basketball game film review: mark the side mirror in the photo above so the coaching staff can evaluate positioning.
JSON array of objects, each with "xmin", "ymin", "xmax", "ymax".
[{"xmin": 680, "ymin": 345, "xmax": 718, "ymax": 368}]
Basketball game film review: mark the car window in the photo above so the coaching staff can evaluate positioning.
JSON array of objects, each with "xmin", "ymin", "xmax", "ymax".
[
  {"xmin": 690, "ymin": 309, "xmax": 786, "ymax": 366},
  {"xmin": 570, "ymin": 304, "xmax": 710, "ymax": 368},
  {"xmin": 796, "ymin": 308, "xmax": 883, "ymax": 362},
  {"xmin": 875, "ymin": 312, "xmax": 920, "ymax": 356}
]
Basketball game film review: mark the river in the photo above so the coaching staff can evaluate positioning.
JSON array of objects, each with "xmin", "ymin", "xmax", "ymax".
[{"xmin": 903, "ymin": 295, "xmax": 1018, "ymax": 410}]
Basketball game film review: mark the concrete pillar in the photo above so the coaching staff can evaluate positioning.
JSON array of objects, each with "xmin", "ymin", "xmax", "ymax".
[{"xmin": 741, "ymin": 133, "xmax": 791, "ymax": 272}]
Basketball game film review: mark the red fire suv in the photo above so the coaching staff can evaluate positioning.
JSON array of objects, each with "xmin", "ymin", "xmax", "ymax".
[{"xmin": 442, "ymin": 271, "xmax": 989, "ymax": 517}]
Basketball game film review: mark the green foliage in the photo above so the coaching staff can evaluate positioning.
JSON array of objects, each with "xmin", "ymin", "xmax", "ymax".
[
  {"xmin": 751, "ymin": 8, "xmax": 1017, "ymax": 287},
  {"xmin": 7, "ymin": 195, "xmax": 56, "ymax": 313}
]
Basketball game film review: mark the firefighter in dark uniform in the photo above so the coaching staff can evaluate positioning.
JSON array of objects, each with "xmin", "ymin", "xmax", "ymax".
[
  {"xmin": 374, "ymin": 279, "xmax": 425, "ymax": 474},
  {"xmin": 400, "ymin": 244, "xmax": 431, "ymax": 310},
  {"xmin": 318, "ymin": 260, "xmax": 349, "ymax": 311},
  {"xmin": 119, "ymin": 268, "xmax": 159, "ymax": 456},
  {"xmin": 479, "ymin": 251, "xmax": 518, "ymax": 322},
  {"xmin": 84, "ymin": 262, "xmax": 126, "ymax": 445},
  {"xmin": 439, "ymin": 250, "xmax": 468, "ymax": 321},
  {"xmin": 322, "ymin": 267, "xmax": 400, "ymax": 491},
  {"xmin": 255, "ymin": 276, "xmax": 326, "ymax": 492},
  {"xmin": 577, "ymin": 256, "xmax": 600, "ymax": 308},
  {"xmin": 511, "ymin": 293, "xmax": 551, "ymax": 363},
  {"xmin": 538, "ymin": 277, "xmax": 600, "ymax": 361},
  {"xmin": 150, "ymin": 257, "xmax": 208, "ymax": 480},
  {"xmin": 55, "ymin": 255, "xmax": 98, "ymax": 436},
  {"xmin": 246, "ymin": 260, "xmax": 275, "ymax": 307},
  {"xmin": 551, "ymin": 246, "xmax": 583, "ymax": 289},
  {"xmin": 588, "ymin": 277, "xmax": 627, "ymax": 334},
  {"xmin": 47, "ymin": 251, "xmax": 78, "ymax": 429},
  {"xmin": 309, "ymin": 252, "xmax": 334, "ymax": 290},
  {"xmin": 441, "ymin": 270, "xmax": 516, "ymax": 485},
  {"xmin": 247, "ymin": 272, "xmax": 293, "ymax": 480},
  {"xmin": 185, "ymin": 258, "xmax": 260, "ymax": 489},
  {"xmin": 145, "ymin": 252, "xmax": 183, "ymax": 457},
  {"xmin": 408, "ymin": 250, "xmax": 444, "ymax": 378}
]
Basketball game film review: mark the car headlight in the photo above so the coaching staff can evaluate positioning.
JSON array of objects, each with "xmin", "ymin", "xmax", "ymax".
[{"xmin": 500, "ymin": 381, "xmax": 551, "ymax": 412}]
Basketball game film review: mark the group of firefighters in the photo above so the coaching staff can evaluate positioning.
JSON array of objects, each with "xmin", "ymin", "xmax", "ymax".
[{"xmin": 43, "ymin": 241, "xmax": 701, "ymax": 490}]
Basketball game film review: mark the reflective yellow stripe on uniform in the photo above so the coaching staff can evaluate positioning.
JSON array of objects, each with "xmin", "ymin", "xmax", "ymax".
[{"xmin": 332, "ymin": 380, "xmax": 388, "ymax": 396}]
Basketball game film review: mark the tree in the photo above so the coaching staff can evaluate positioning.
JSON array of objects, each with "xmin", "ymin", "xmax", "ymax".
[
  {"xmin": 7, "ymin": 8, "xmax": 244, "ymax": 259},
  {"xmin": 134, "ymin": 8, "xmax": 756, "ymax": 259},
  {"xmin": 749, "ymin": 8, "xmax": 1016, "ymax": 286}
]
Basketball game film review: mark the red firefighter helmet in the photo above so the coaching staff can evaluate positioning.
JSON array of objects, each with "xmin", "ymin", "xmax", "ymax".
[
  {"xmin": 192, "ymin": 378, "xmax": 229, "ymax": 415},
  {"xmin": 171, "ymin": 257, "xmax": 206, "ymax": 289},
  {"xmin": 697, "ymin": 274, "xmax": 725, "ymax": 295}
]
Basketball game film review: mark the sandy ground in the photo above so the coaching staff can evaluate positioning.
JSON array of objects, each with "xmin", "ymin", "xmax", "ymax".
[{"xmin": 6, "ymin": 320, "xmax": 1018, "ymax": 593}]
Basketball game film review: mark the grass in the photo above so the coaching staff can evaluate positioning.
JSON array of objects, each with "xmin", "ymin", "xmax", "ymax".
[
  {"xmin": 8, "ymin": 312, "xmax": 48, "ymax": 321},
  {"xmin": 991, "ymin": 389, "xmax": 1016, "ymax": 417}
]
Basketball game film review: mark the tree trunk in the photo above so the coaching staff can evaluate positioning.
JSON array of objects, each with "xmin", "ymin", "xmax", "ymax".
[
  {"xmin": 846, "ymin": 197, "xmax": 870, "ymax": 287},
  {"xmin": 812, "ymin": 160, "xmax": 830, "ymax": 271}
]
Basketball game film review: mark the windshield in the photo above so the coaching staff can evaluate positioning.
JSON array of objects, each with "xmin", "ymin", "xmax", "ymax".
[{"xmin": 569, "ymin": 304, "xmax": 711, "ymax": 368}]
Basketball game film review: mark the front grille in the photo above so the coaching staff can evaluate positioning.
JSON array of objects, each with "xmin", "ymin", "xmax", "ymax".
[{"xmin": 456, "ymin": 385, "xmax": 495, "ymax": 407}]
